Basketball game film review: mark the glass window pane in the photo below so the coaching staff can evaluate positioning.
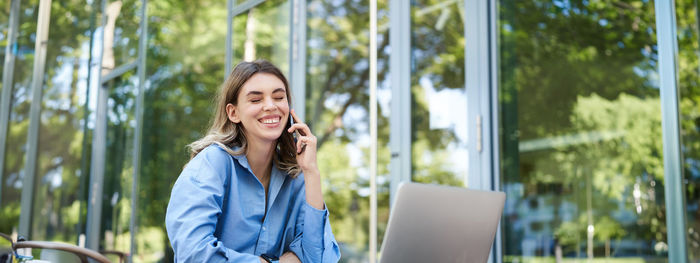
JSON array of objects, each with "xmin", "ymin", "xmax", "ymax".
[
  {"xmin": 0, "ymin": 0, "xmax": 38, "ymax": 238},
  {"xmin": 0, "ymin": 2, "xmax": 7, "ymax": 93},
  {"xmin": 232, "ymin": 0, "xmax": 290, "ymax": 76},
  {"xmin": 498, "ymin": 0, "xmax": 665, "ymax": 261},
  {"xmin": 109, "ymin": 0, "xmax": 141, "ymax": 68},
  {"xmin": 410, "ymin": 0, "xmax": 467, "ymax": 187},
  {"xmin": 676, "ymin": 0, "xmax": 700, "ymax": 260},
  {"xmin": 31, "ymin": 0, "xmax": 100, "ymax": 243},
  {"xmin": 100, "ymin": 70, "xmax": 137, "ymax": 255},
  {"xmin": 139, "ymin": 0, "xmax": 227, "ymax": 260},
  {"xmin": 305, "ymin": 0, "xmax": 391, "ymax": 261}
]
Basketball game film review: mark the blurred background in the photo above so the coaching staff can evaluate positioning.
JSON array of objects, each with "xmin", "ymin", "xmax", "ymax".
[{"xmin": 0, "ymin": 0, "xmax": 699, "ymax": 262}]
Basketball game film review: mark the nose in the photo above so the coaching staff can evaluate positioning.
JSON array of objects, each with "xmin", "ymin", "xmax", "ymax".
[{"xmin": 262, "ymin": 98, "xmax": 277, "ymax": 111}]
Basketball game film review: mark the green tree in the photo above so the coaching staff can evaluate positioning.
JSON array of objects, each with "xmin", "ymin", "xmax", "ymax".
[
  {"xmin": 497, "ymin": 0, "xmax": 669, "ymax": 260},
  {"xmin": 138, "ymin": 0, "xmax": 227, "ymax": 261}
]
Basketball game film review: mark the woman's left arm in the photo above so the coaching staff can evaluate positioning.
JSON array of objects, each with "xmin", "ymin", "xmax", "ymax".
[
  {"xmin": 288, "ymin": 109, "xmax": 323, "ymax": 210},
  {"xmin": 286, "ymin": 110, "xmax": 341, "ymax": 263},
  {"xmin": 287, "ymin": 186, "xmax": 341, "ymax": 263}
]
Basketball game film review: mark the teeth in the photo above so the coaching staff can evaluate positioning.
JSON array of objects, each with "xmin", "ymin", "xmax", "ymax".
[{"xmin": 262, "ymin": 118, "xmax": 279, "ymax": 124}]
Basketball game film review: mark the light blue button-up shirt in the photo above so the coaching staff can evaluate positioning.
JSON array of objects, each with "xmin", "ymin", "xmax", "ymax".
[{"xmin": 165, "ymin": 144, "xmax": 341, "ymax": 262}]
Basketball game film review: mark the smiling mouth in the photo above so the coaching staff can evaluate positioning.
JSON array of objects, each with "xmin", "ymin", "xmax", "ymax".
[{"xmin": 259, "ymin": 116, "xmax": 281, "ymax": 124}]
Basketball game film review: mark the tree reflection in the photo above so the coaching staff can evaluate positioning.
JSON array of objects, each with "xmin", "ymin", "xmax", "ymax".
[
  {"xmin": 676, "ymin": 0, "xmax": 700, "ymax": 259},
  {"xmin": 139, "ymin": 0, "xmax": 227, "ymax": 261},
  {"xmin": 305, "ymin": 0, "xmax": 391, "ymax": 261},
  {"xmin": 498, "ymin": 0, "xmax": 671, "ymax": 260}
]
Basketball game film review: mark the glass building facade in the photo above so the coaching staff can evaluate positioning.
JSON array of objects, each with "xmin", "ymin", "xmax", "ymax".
[{"xmin": 0, "ymin": 0, "xmax": 697, "ymax": 262}]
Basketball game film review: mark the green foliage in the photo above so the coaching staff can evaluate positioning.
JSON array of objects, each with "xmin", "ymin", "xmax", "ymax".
[
  {"xmin": 496, "ymin": 0, "xmax": 694, "ymax": 259},
  {"xmin": 0, "ymin": 202, "xmax": 20, "ymax": 234},
  {"xmin": 303, "ymin": 1, "xmax": 392, "ymax": 260},
  {"xmin": 676, "ymin": 0, "xmax": 700, "ymax": 258},
  {"xmin": 138, "ymin": 0, "xmax": 227, "ymax": 260}
]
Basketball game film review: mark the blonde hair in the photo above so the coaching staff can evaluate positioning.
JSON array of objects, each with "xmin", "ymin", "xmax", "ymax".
[{"xmin": 188, "ymin": 60, "xmax": 301, "ymax": 177}]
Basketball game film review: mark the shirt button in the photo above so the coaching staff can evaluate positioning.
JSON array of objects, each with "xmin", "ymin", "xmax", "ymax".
[{"xmin": 262, "ymin": 226, "xmax": 266, "ymax": 231}]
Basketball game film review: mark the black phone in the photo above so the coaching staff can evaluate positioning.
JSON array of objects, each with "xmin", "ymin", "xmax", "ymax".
[
  {"xmin": 287, "ymin": 112, "xmax": 306, "ymax": 153},
  {"xmin": 287, "ymin": 113, "xmax": 298, "ymax": 143}
]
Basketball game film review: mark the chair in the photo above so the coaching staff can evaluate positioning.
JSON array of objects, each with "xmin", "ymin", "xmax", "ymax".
[
  {"xmin": 13, "ymin": 240, "xmax": 112, "ymax": 263},
  {"xmin": 0, "ymin": 233, "xmax": 13, "ymax": 263}
]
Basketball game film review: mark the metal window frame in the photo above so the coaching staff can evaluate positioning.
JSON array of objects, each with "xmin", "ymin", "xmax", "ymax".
[
  {"xmin": 129, "ymin": 0, "xmax": 148, "ymax": 261},
  {"xmin": 19, "ymin": 0, "xmax": 53, "ymax": 238},
  {"xmin": 465, "ymin": 0, "xmax": 499, "ymax": 263},
  {"xmin": 0, "ymin": 0, "xmax": 20, "ymax": 206},
  {"xmin": 86, "ymin": 0, "xmax": 148, "ymax": 255},
  {"xmin": 389, "ymin": 0, "xmax": 411, "ymax": 207},
  {"xmin": 289, "ymin": 0, "xmax": 306, "ymax": 121},
  {"xmin": 226, "ymin": 0, "xmax": 234, "ymax": 77},
  {"xmin": 488, "ymin": 0, "xmax": 502, "ymax": 262},
  {"xmin": 655, "ymin": 0, "xmax": 689, "ymax": 261},
  {"xmin": 86, "ymin": 0, "xmax": 109, "ymax": 250},
  {"xmin": 100, "ymin": 60, "xmax": 138, "ymax": 84},
  {"xmin": 369, "ymin": 1, "xmax": 378, "ymax": 262},
  {"xmin": 232, "ymin": 0, "xmax": 268, "ymax": 17},
  {"xmin": 466, "ymin": 0, "xmax": 493, "ymax": 192}
]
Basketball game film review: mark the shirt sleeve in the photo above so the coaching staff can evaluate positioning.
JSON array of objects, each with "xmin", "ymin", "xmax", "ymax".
[
  {"xmin": 165, "ymin": 151, "xmax": 260, "ymax": 263},
  {"xmin": 288, "ymin": 188, "xmax": 341, "ymax": 263}
]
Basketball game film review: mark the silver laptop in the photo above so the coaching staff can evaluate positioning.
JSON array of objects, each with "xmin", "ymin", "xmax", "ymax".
[{"xmin": 379, "ymin": 182, "xmax": 505, "ymax": 263}]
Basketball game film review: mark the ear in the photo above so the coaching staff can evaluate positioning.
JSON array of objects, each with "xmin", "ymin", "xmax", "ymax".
[{"xmin": 226, "ymin": 103, "xmax": 241, "ymax": 123}]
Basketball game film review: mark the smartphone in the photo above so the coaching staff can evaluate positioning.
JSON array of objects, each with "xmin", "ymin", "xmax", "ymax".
[
  {"xmin": 288, "ymin": 113, "xmax": 298, "ymax": 143},
  {"xmin": 287, "ymin": 112, "xmax": 306, "ymax": 153}
]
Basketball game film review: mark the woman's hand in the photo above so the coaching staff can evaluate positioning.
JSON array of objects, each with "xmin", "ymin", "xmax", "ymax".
[
  {"xmin": 288, "ymin": 109, "xmax": 325, "ymax": 210},
  {"xmin": 287, "ymin": 109, "xmax": 319, "ymax": 174},
  {"xmin": 280, "ymin": 252, "xmax": 301, "ymax": 263},
  {"xmin": 260, "ymin": 253, "xmax": 299, "ymax": 263}
]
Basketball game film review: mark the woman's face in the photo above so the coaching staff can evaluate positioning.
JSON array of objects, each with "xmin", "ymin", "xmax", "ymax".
[{"xmin": 228, "ymin": 73, "xmax": 290, "ymax": 144}]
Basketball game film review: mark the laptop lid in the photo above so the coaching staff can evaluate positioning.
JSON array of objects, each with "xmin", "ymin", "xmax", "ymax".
[{"xmin": 379, "ymin": 182, "xmax": 505, "ymax": 263}]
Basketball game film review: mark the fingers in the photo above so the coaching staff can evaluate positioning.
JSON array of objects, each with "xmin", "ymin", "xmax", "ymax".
[
  {"xmin": 295, "ymin": 135, "xmax": 316, "ymax": 154},
  {"xmin": 287, "ymin": 123, "xmax": 312, "ymax": 137},
  {"xmin": 290, "ymin": 109, "xmax": 301, "ymax": 125},
  {"xmin": 289, "ymin": 110, "xmax": 308, "ymax": 136},
  {"xmin": 287, "ymin": 110, "xmax": 316, "ymax": 154},
  {"xmin": 296, "ymin": 136, "xmax": 306, "ymax": 154}
]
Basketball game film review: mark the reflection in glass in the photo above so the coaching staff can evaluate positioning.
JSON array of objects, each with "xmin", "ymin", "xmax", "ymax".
[
  {"xmin": 305, "ymin": 0, "xmax": 391, "ymax": 261},
  {"xmin": 109, "ymin": 0, "xmax": 141, "ymax": 68},
  {"xmin": 232, "ymin": 0, "xmax": 290, "ymax": 76},
  {"xmin": 676, "ymin": 0, "xmax": 700, "ymax": 260},
  {"xmin": 31, "ymin": 0, "xmax": 100, "ymax": 242},
  {"xmin": 1, "ymin": 0, "xmax": 40, "ymax": 236},
  {"xmin": 100, "ymin": 71, "xmax": 137, "ymax": 255},
  {"xmin": 411, "ymin": 0, "xmax": 467, "ymax": 187},
  {"xmin": 499, "ymin": 0, "xmax": 666, "ymax": 261},
  {"xmin": 1, "ymin": 7, "xmax": 7, "ymax": 92},
  {"xmin": 140, "ymin": 0, "xmax": 227, "ymax": 261}
]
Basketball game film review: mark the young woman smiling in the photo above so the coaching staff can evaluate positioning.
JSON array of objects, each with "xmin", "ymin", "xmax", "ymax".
[{"xmin": 165, "ymin": 60, "xmax": 340, "ymax": 263}]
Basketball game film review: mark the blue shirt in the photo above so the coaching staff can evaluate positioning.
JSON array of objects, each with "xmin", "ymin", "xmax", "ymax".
[{"xmin": 165, "ymin": 144, "xmax": 341, "ymax": 262}]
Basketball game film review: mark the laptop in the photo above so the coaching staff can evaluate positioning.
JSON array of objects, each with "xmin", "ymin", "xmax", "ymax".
[{"xmin": 379, "ymin": 182, "xmax": 506, "ymax": 263}]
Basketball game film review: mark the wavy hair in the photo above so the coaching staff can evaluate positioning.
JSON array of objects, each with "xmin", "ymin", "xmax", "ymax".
[{"xmin": 188, "ymin": 60, "xmax": 300, "ymax": 177}]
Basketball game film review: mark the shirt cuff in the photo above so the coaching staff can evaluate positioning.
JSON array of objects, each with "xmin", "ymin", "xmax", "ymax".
[{"xmin": 303, "ymin": 200, "xmax": 329, "ymax": 248}]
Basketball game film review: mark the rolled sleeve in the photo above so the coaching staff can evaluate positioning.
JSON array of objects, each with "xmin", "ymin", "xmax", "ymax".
[
  {"xmin": 165, "ymin": 149, "xmax": 260, "ymax": 263},
  {"xmin": 288, "ymin": 196, "xmax": 341, "ymax": 262}
]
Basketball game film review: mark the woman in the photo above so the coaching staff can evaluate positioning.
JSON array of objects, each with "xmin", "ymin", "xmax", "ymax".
[{"xmin": 166, "ymin": 60, "xmax": 341, "ymax": 263}]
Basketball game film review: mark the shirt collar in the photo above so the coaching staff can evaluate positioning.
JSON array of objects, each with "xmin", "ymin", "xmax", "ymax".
[
  {"xmin": 229, "ymin": 146, "xmax": 251, "ymax": 170},
  {"xmin": 228, "ymin": 145, "xmax": 287, "ymax": 209}
]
